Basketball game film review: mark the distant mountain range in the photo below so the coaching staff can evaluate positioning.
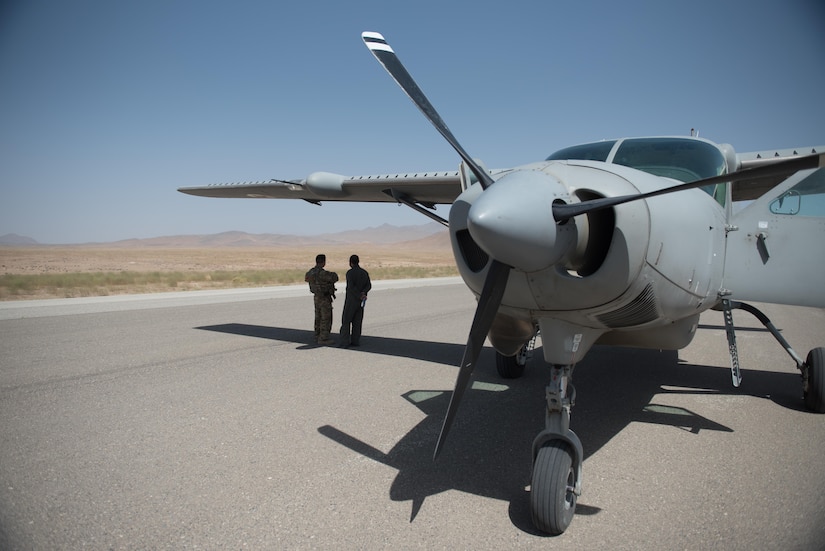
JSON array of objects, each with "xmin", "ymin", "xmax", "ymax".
[
  {"xmin": 0, "ymin": 223, "xmax": 448, "ymax": 248},
  {"xmin": 0, "ymin": 233, "xmax": 39, "ymax": 246}
]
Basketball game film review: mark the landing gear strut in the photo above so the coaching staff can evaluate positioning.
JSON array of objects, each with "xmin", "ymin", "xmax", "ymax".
[
  {"xmin": 530, "ymin": 363, "xmax": 583, "ymax": 535},
  {"xmin": 717, "ymin": 299, "xmax": 825, "ymax": 413}
]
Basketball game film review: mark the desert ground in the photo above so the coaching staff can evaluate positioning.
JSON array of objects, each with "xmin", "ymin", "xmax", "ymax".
[
  {"xmin": 0, "ymin": 233, "xmax": 456, "ymax": 300},
  {"xmin": 0, "ymin": 243, "xmax": 454, "ymax": 275}
]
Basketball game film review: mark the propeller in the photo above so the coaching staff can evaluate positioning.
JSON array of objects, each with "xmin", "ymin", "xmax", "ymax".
[
  {"xmin": 433, "ymin": 259, "xmax": 510, "ymax": 458},
  {"xmin": 363, "ymin": 31, "xmax": 515, "ymax": 458}
]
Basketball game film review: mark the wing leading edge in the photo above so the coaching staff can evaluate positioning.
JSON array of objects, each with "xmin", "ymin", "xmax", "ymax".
[{"xmin": 177, "ymin": 170, "xmax": 482, "ymax": 205}]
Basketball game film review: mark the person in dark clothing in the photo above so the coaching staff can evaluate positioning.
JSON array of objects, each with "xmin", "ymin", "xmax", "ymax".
[{"xmin": 338, "ymin": 254, "xmax": 371, "ymax": 347}]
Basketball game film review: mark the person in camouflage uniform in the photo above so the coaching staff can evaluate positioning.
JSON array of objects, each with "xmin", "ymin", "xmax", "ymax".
[{"xmin": 305, "ymin": 254, "xmax": 339, "ymax": 345}]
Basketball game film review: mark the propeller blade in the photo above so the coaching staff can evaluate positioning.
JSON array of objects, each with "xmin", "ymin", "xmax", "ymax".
[
  {"xmin": 553, "ymin": 151, "xmax": 825, "ymax": 221},
  {"xmin": 433, "ymin": 259, "xmax": 511, "ymax": 459},
  {"xmin": 362, "ymin": 31, "xmax": 495, "ymax": 190}
]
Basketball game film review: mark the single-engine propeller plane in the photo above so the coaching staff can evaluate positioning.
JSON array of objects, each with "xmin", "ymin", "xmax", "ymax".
[{"xmin": 179, "ymin": 32, "xmax": 825, "ymax": 534}]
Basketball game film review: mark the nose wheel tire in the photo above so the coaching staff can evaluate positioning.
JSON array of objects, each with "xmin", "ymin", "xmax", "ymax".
[{"xmin": 531, "ymin": 440, "xmax": 577, "ymax": 535}]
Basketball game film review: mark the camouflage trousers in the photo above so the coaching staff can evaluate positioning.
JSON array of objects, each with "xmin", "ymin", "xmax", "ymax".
[{"xmin": 313, "ymin": 294, "xmax": 333, "ymax": 341}]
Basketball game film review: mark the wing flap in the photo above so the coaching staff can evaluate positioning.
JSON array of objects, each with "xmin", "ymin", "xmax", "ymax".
[{"xmin": 732, "ymin": 146, "xmax": 824, "ymax": 201}]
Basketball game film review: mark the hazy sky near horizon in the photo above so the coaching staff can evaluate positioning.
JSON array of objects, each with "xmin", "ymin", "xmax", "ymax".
[{"xmin": 2, "ymin": 0, "xmax": 823, "ymax": 244}]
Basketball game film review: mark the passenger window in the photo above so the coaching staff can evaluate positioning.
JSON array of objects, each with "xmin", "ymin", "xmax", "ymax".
[
  {"xmin": 768, "ymin": 169, "xmax": 825, "ymax": 217},
  {"xmin": 770, "ymin": 191, "xmax": 801, "ymax": 215}
]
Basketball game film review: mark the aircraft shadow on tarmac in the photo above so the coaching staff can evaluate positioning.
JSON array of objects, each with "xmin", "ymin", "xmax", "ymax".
[{"xmin": 197, "ymin": 323, "xmax": 805, "ymax": 535}]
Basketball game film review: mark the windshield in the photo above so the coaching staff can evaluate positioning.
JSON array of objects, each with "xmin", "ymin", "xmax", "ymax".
[
  {"xmin": 612, "ymin": 138, "xmax": 727, "ymax": 183},
  {"xmin": 546, "ymin": 137, "xmax": 728, "ymax": 205}
]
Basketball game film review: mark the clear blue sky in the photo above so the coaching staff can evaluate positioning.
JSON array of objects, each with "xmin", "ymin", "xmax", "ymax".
[{"xmin": 1, "ymin": 0, "xmax": 823, "ymax": 244}]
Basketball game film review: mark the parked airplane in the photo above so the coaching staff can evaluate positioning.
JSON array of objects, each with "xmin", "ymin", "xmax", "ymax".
[{"xmin": 179, "ymin": 32, "xmax": 825, "ymax": 534}]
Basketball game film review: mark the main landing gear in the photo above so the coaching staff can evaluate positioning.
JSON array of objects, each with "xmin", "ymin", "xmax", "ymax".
[
  {"xmin": 803, "ymin": 348, "xmax": 825, "ymax": 412},
  {"xmin": 718, "ymin": 299, "xmax": 825, "ymax": 413},
  {"xmin": 495, "ymin": 332, "xmax": 537, "ymax": 379}
]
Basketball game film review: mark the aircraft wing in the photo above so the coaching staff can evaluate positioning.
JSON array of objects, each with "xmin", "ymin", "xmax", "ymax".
[
  {"xmin": 177, "ymin": 170, "xmax": 485, "ymax": 206},
  {"xmin": 733, "ymin": 146, "xmax": 824, "ymax": 201}
]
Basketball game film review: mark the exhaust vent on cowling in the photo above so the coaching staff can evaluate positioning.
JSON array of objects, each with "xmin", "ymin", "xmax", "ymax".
[{"xmin": 596, "ymin": 284, "xmax": 659, "ymax": 328}]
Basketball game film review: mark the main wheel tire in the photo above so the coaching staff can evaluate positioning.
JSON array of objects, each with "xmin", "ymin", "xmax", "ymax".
[
  {"xmin": 531, "ymin": 440, "xmax": 576, "ymax": 535},
  {"xmin": 496, "ymin": 348, "xmax": 527, "ymax": 379},
  {"xmin": 803, "ymin": 347, "xmax": 825, "ymax": 413}
]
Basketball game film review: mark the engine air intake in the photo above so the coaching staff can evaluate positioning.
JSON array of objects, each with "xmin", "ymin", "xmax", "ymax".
[{"xmin": 456, "ymin": 229, "xmax": 489, "ymax": 272}]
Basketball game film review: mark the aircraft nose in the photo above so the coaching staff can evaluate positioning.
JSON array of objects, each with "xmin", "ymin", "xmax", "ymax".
[{"xmin": 467, "ymin": 170, "xmax": 572, "ymax": 273}]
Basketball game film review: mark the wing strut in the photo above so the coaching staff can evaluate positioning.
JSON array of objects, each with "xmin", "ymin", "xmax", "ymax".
[{"xmin": 383, "ymin": 189, "xmax": 449, "ymax": 227}]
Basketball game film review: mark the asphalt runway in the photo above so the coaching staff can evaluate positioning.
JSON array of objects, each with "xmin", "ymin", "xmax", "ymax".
[{"xmin": 1, "ymin": 279, "xmax": 824, "ymax": 550}]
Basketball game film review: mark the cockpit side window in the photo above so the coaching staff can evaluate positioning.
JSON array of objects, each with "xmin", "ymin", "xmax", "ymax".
[{"xmin": 546, "ymin": 141, "xmax": 616, "ymax": 162}]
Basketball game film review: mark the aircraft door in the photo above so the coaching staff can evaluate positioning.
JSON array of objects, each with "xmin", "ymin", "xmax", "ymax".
[{"xmin": 723, "ymin": 168, "xmax": 825, "ymax": 307}]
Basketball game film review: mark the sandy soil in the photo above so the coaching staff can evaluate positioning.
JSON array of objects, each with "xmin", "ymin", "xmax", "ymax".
[
  {"xmin": 0, "ymin": 242, "xmax": 459, "ymax": 300},
  {"xmin": 0, "ymin": 244, "xmax": 455, "ymax": 275}
]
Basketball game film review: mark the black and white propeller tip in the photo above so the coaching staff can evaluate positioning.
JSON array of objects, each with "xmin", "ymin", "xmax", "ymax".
[{"xmin": 362, "ymin": 31, "xmax": 391, "ymax": 52}]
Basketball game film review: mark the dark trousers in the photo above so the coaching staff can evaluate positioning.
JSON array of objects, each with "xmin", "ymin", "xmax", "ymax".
[{"xmin": 339, "ymin": 302, "xmax": 364, "ymax": 345}]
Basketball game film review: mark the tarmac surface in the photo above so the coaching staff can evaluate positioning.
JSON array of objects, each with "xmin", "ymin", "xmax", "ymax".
[{"xmin": 1, "ymin": 279, "xmax": 824, "ymax": 550}]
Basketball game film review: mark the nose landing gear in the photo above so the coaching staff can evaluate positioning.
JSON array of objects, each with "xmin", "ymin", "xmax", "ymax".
[
  {"xmin": 530, "ymin": 363, "xmax": 583, "ymax": 535},
  {"xmin": 531, "ymin": 440, "xmax": 577, "ymax": 534}
]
